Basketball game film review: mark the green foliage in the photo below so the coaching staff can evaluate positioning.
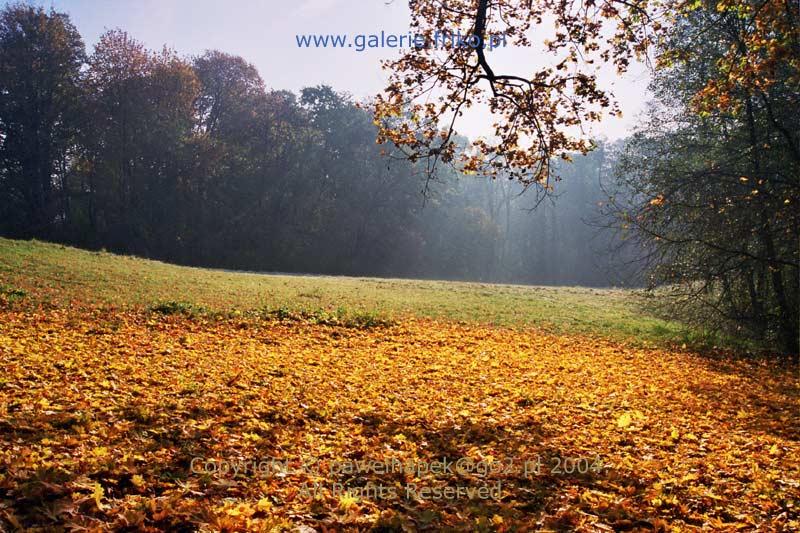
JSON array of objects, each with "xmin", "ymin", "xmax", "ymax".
[
  {"xmin": 0, "ymin": 4, "xmax": 85, "ymax": 239},
  {"xmin": 260, "ymin": 305, "xmax": 394, "ymax": 329},
  {"xmin": 0, "ymin": 283, "xmax": 26, "ymax": 301},
  {"xmin": 149, "ymin": 301, "xmax": 204, "ymax": 317}
]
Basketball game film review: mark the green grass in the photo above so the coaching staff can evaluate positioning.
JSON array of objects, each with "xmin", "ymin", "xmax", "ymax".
[{"xmin": 0, "ymin": 237, "xmax": 707, "ymax": 347}]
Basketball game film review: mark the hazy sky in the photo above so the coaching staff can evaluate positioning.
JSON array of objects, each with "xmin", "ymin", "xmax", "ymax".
[{"xmin": 26, "ymin": 0, "xmax": 650, "ymax": 141}]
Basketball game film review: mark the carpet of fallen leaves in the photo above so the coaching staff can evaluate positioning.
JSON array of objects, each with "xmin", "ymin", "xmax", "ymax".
[{"xmin": 0, "ymin": 307, "xmax": 798, "ymax": 531}]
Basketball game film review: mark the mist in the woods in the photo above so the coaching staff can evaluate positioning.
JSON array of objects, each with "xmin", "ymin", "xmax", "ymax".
[
  {"xmin": 1, "ymin": 0, "xmax": 799, "ymax": 530},
  {"xmin": 0, "ymin": 45, "xmax": 631, "ymax": 286}
]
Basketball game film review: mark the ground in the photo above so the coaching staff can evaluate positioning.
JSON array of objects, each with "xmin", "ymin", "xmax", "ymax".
[
  {"xmin": 0, "ymin": 238, "xmax": 701, "ymax": 346},
  {"xmin": 0, "ymin": 239, "xmax": 797, "ymax": 531}
]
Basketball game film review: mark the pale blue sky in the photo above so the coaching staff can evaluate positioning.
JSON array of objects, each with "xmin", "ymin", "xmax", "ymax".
[{"xmin": 20, "ymin": 0, "xmax": 649, "ymax": 140}]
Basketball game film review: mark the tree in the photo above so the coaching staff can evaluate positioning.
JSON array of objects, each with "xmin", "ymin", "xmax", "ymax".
[
  {"xmin": 376, "ymin": 0, "xmax": 799, "ymax": 187},
  {"xmin": 0, "ymin": 3, "xmax": 84, "ymax": 237},
  {"xmin": 193, "ymin": 50, "xmax": 265, "ymax": 138},
  {"xmin": 374, "ymin": 0, "xmax": 657, "ymax": 185},
  {"xmin": 80, "ymin": 30, "xmax": 199, "ymax": 255},
  {"xmin": 605, "ymin": 3, "xmax": 799, "ymax": 356},
  {"xmin": 0, "ymin": 8, "xmax": 644, "ymax": 289},
  {"xmin": 190, "ymin": 51, "xmax": 312, "ymax": 268}
]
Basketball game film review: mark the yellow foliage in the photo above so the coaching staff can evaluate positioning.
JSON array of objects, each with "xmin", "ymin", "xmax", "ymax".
[{"xmin": 0, "ymin": 306, "xmax": 797, "ymax": 530}]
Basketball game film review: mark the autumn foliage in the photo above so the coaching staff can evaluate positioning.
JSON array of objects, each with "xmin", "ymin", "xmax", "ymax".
[
  {"xmin": 1, "ymin": 303, "xmax": 797, "ymax": 530},
  {"xmin": 376, "ymin": 0, "xmax": 799, "ymax": 184}
]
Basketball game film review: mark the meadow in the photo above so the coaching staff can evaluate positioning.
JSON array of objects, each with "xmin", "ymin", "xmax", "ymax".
[
  {"xmin": 1, "ymin": 238, "xmax": 701, "ymax": 347},
  {"xmin": 1, "ymin": 238, "xmax": 797, "ymax": 531}
]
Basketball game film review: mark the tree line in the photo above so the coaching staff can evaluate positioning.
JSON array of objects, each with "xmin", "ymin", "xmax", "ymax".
[{"xmin": 0, "ymin": 3, "xmax": 623, "ymax": 286}]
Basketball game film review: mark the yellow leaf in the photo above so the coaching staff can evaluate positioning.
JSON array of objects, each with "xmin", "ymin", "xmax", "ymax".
[
  {"xmin": 651, "ymin": 497, "xmax": 663, "ymax": 507},
  {"xmin": 617, "ymin": 413, "xmax": 632, "ymax": 428},
  {"xmin": 257, "ymin": 497, "xmax": 272, "ymax": 512},
  {"xmin": 338, "ymin": 494, "xmax": 359, "ymax": 510},
  {"xmin": 92, "ymin": 446, "xmax": 109, "ymax": 458},
  {"xmin": 681, "ymin": 472, "xmax": 699, "ymax": 483},
  {"xmin": 92, "ymin": 482, "xmax": 106, "ymax": 511}
]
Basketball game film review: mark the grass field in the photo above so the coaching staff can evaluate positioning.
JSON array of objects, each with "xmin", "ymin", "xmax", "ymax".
[
  {"xmin": 1, "ymin": 238, "xmax": 797, "ymax": 531},
  {"xmin": 0, "ymin": 238, "xmax": 704, "ymax": 348}
]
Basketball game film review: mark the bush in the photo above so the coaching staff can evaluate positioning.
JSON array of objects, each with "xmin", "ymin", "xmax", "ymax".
[{"xmin": 149, "ymin": 301, "xmax": 204, "ymax": 317}]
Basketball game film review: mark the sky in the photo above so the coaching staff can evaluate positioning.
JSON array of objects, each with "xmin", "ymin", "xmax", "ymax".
[{"xmin": 25, "ymin": 0, "xmax": 651, "ymax": 141}]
